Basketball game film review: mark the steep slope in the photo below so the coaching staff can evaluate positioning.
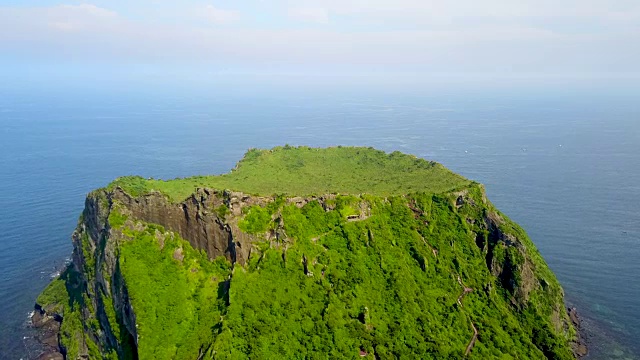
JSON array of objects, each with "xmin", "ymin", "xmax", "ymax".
[{"xmin": 33, "ymin": 146, "xmax": 578, "ymax": 359}]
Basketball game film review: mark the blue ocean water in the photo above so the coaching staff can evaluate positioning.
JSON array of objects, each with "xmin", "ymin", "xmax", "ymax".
[{"xmin": 0, "ymin": 85, "xmax": 638, "ymax": 359}]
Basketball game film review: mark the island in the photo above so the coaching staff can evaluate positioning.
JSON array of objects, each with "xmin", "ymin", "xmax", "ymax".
[{"xmin": 32, "ymin": 146, "xmax": 583, "ymax": 359}]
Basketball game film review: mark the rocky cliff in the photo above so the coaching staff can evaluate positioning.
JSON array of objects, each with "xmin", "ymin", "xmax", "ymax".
[{"xmin": 32, "ymin": 146, "xmax": 581, "ymax": 359}]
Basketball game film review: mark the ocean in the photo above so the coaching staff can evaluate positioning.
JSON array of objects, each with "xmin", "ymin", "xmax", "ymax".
[{"xmin": 0, "ymin": 84, "xmax": 638, "ymax": 359}]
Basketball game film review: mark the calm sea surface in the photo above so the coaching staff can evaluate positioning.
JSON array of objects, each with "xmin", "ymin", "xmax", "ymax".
[{"xmin": 0, "ymin": 85, "xmax": 638, "ymax": 359}]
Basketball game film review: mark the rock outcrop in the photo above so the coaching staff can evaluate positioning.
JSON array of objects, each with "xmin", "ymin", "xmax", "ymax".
[{"xmin": 32, "ymin": 305, "xmax": 64, "ymax": 360}]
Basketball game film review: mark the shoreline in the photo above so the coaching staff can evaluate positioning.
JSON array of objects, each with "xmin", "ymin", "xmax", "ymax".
[
  {"xmin": 566, "ymin": 300, "xmax": 638, "ymax": 360},
  {"xmin": 569, "ymin": 307, "xmax": 589, "ymax": 358},
  {"xmin": 31, "ymin": 303, "xmax": 64, "ymax": 360}
]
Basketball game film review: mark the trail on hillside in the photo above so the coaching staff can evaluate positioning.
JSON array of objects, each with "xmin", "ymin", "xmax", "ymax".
[
  {"xmin": 456, "ymin": 275, "xmax": 478, "ymax": 357},
  {"xmin": 465, "ymin": 322, "xmax": 478, "ymax": 356}
]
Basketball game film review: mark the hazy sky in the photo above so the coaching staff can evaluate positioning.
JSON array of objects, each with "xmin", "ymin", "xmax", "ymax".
[{"xmin": 1, "ymin": 1, "xmax": 639, "ymax": 85}]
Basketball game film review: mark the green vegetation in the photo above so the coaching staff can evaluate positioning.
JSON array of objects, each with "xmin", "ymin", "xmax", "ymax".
[
  {"xmin": 108, "ymin": 206, "xmax": 127, "ymax": 229},
  {"xmin": 209, "ymin": 191, "xmax": 573, "ymax": 359},
  {"xmin": 36, "ymin": 275, "xmax": 68, "ymax": 313},
  {"xmin": 119, "ymin": 224, "xmax": 231, "ymax": 360},
  {"xmin": 108, "ymin": 146, "xmax": 470, "ymax": 202},
  {"xmin": 238, "ymin": 205, "xmax": 272, "ymax": 234},
  {"xmin": 109, "ymin": 189, "xmax": 571, "ymax": 359},
  {"xmin": 35, "ymin": 146, "xmax": 575, "ymax": 359},
  {"xmin": 36, "ymin": 266, "xmax": 100, "ymax": 359},
  {"xmin": 215, "ymin": 204, "xmax": 231, "ymax": 219}
]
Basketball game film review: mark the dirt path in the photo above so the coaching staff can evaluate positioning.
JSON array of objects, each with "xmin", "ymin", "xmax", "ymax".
[
  {"xmin": 456, "ymin": 276, "xmax": 473, "ymax": 307},
  {"xmin": 464, "ymin": 322, "xmax": 478, "ymax": 356},
  {"xmin": 456, "ymin": 275, "xmax": 478, "ymax": 357},
  {"xmin": 419, "ymin": 234, "xmax": 438, "ymax": 257}
]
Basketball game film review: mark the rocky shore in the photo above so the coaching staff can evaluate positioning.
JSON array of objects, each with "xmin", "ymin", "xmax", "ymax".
[
  {"xmin": 569, "ymin": 307, "xmax": 589, "ymax": 358},
  {"xmin": 31, "ymin": 304, "xmax": 64, "ymax": 360}
]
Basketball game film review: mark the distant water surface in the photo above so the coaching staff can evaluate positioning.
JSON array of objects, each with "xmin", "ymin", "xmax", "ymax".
[{"xmin": 0, "ymin": 85, "xmax": 638, "ymax": 359}]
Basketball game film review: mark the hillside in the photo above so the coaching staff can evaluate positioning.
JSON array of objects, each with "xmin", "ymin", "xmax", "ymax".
[{"xmin": 33, "ymin": 146, "xmax": 578, "ymax": 359}]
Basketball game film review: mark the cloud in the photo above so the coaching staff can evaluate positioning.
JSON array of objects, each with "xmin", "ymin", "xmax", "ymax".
[
  {"xmin": 59, "ymin": 4, "xmax": 117, "ymax": 18},
  {"xmin": 287, "ymin": 7, "xmax": 329, "ymax": 24},
  {"xmin": 303, "ymin": 0, "xmax": 640, "ymax": 18},
  {"xmin": 285, "ymin": 0, "xmax": 640, "ymax": 29},
  {"xmin": 48, "ymin": 21, "xmax": 77, "ymax": 32},
  {"xmin": 201, "ymin": 5, "xmax": 240, "ymax": 24},
  {"xmin": 0, "ymin": 3, "xmax": 122, "ymax": 33},
  {"xmin": 0, "ymin": 1, "xmax": 638, "ymax": 75},
  {"xmin": 49, "ymin": 4, "xmax": 118, "ymax": 32}
]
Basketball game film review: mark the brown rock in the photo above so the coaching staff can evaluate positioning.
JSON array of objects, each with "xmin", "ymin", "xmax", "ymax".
[
  {"xmin": 173, "ymin": 247, "xmax": 184, "ymax": 262},
  {"xmin": 36, "ymin": 351, "xmax": 64, "ymax": 360},
  {"xmin": 111, "ymin": 188, "xmax": 262, "ymax": 265},
  {"xmin": 567, "ymin": 307, "xmax": 588, "ymax": 358},
  {"xmin": 31, "ymin": 306, "xmax": 64, "ymax": 360}
]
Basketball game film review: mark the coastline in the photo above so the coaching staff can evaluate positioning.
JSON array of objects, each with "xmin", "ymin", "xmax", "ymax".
[
  {"xmin": 569, "ymin": 307, "xmax": 589, "ymax": 358},
  {"xmin": 31, "ymin": 303, "xmax": 64, "ymax": 360},
  {"xmin": 566, "ymin": 299, "xmax": 638, "ymax": 360}
]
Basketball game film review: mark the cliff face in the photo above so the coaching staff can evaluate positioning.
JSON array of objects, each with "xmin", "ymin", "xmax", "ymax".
[
  {"xmin": 32, "ymin": 147, "xmax": 579, "ymax": 360},
  {"xmin": 112, "ymin": 188, "xmax": 244, "ymax": 264}
]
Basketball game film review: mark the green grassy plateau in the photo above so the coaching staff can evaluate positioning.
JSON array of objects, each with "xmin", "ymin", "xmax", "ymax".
[{"xmin": 108, "ymin": 146, "xmax": 471, "ymax": 201}]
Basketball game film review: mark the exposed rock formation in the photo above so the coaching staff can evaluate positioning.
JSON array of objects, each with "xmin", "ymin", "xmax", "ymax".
[
  {"xmin": 569, "ymin": 307, "xmax": 589, "ymax": 358},
  {"xmin": 32, "ymin": 305, "xmax": 64, "ymax": 360}
]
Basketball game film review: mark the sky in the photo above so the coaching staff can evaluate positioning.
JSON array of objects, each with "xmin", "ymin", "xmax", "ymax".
[{"xmin": 0, "ymin": 1, "xmax": 639, "ymax": 88}]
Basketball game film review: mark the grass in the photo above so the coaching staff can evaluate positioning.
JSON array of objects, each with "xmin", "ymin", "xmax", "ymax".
[{"xmin": 108, "ymin": 146, "xmax": 471, "ymax": 202}]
